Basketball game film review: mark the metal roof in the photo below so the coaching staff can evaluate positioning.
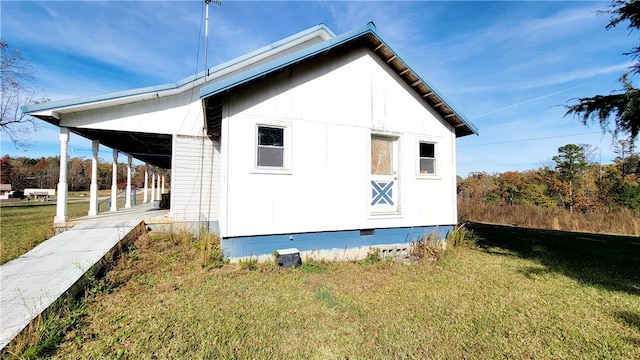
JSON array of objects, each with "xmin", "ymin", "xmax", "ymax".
[
  {"xmin": 200, "ymin": 22, "xmax": 478, "ymax": 137},
  {"xmin": 20, "ymin": 24, "xmax": 336, "ymax": 169},
  {"xmin": 21, "ymin": 23, "xmax": 477, "ymax": 169},
  {"xmin": 22, "ymin": 24, "xmax": 335, "ymax": 116}
]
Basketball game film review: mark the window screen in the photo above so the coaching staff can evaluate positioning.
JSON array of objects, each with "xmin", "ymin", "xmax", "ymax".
[
  {"xmin": 419, "ymin": 142, "xmax": 436, "ymax": 174},
  {"xmin": 257, "ymin": 126, "xmax": 284, "ymax": 167}
]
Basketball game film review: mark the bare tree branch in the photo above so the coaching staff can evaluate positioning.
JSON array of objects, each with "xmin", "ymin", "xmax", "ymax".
[{"xmin": 0, "ymin": 39, "xmax": 48, "ymax": 148}]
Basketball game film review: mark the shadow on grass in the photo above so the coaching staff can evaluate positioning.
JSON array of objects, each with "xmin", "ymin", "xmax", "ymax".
[
  {"xmin": 615, "ymin": 311, "xmax": 640, "ymax": 347},
  {"xmin": 616, "ymin": 310, "xmax": 640, "ymax": 331},
  {"xmin": 467, "ymin": 222, "xmax": 640, "ymax": 296}
]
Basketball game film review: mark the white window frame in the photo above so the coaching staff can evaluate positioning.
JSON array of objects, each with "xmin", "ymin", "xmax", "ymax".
[
  {"xmin": 417, "ymin": 139, "xmax": 439, "ymax": 178},
  {"xmin": 252, "ymin": 122, "xmax": 292, "ymax": 175}
]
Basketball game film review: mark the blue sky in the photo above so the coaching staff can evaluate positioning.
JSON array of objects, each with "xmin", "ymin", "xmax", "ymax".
[{"xmin": 1, "ymin": 0, "xmax": 636, "ymax": 177}]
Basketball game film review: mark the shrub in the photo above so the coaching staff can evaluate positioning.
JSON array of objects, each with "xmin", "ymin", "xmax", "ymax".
[
  {"xmin": 238, "ymin": 256, "xmax": 258, "ymax": 271},
  {"xmin": 359, "ymin": 248, "xmax": 382, "ymax": 264},
  {"xmin": 299, "ymin": 260, "xmax": 328, "ymax": 274},
  {"xmin": 446, "ymin": 224, "xmax": 477, "ymax": 248},
  {"xmin": 410, "ymin": 230, "xmax": 446, "ymax": 263}
]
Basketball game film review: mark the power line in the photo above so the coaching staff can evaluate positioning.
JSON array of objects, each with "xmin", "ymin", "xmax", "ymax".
[{"xmin": 458, "ymin": 131, "xmax": 603, "ymax": 147}]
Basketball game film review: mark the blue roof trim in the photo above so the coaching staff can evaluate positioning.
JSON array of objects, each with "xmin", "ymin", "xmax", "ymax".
[
  {"xmin": 22, "ymin": 24, "xmax": 335, "ymax": 114},
  {"xmin": 22, "ymin": 81, "xmax": 178, "ymax": 114},
  {"xmin": 199, "ymin": 23, "xmax": 478, "ymax": 136}
]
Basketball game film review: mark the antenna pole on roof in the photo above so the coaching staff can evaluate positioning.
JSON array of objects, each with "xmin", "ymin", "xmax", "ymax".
[{"xmin": 203, "ymin": 0, "xmax": 221, "ymax": 86}]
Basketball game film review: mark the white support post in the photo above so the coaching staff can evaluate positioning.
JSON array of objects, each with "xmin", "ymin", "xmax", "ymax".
[
  {"xmin": 125, "ymin": 155, "xmax": 132, "ymax": 208},
  {"xmin": 143, "ymin": 163, "xmax": 148, "ymax": 204},
  {"xmin": 150, "ymin": 167, "xmax": 155, "ymax": 204},
  {"xmin": 161, "ymin": 174, "xmax": 165, "ymax": 195},
  {"xmin": 88, "ymin": 140, "xmax": 99, "ymax": 216},
  {"xmin": 110, "ymin": 149, "xmax": 118, "ymax": 212},
  {"xmin": 156, "ymin": 171, "xmax": 161, "ymax": 201},
  {"xmin": 54, "ymin": 127, "xmax": 70, "ymax": 224}
]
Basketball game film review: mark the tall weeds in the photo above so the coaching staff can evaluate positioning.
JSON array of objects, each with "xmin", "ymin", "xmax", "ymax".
[
  {"xmin": 197, "ymin": 231, "xmax": 224, "ymax": 267},
  {"xmin": 410, "ymin": 226, "xmax": 476, "ymax": 263},
  {"xmin": 459, "ymin": 199, "xmax": 640, "ymax": 235}
]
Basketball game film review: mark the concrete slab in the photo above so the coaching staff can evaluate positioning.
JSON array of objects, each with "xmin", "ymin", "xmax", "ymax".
[{"xmin": 0, "ymin": 202, "xmax": 166, "ymax": 350}]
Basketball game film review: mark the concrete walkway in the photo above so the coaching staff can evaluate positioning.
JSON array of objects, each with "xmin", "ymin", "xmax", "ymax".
[{"xmin": 0, "ymin": 202, "xmax": 169, "ymax": 349}]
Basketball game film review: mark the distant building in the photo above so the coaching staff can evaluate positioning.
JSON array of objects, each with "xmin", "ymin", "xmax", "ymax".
[
  {"xmin": 24, "ymin": 189, "xmax": 55, "ymax": 201},
  {"xmin": 0, "ymin": 184, "xmax": 11, "ymax": 199}
]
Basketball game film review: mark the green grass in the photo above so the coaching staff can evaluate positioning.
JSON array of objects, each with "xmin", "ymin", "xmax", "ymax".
[
  {"xmin": 1, "ymin": 190, "xmax": 147, "ymax": 264},
  {"xmin": 467, "ymin": 222, "xmax": 640, "ymax": 295},
  {"xmin": 0, "ymin": 201, "xmax": 89, "ymax": 264},
  {"xmin": 5, "ymin": 226, "xmax": 639, "ymax": 359}
]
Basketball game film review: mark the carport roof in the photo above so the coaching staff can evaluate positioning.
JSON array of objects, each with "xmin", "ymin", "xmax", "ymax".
[{"xmin": 21, "ymin": 24, "xmax": 336, "ymax": 169}]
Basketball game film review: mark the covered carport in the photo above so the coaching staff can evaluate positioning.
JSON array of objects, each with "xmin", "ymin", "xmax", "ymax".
[{"xmin": 24, "ymin": 96, "xmax": 178, "ymax": 225}]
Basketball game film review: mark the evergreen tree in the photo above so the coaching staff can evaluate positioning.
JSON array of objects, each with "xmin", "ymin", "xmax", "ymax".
[
  {"xmin": 553, "ymin": 144, "xmax": 589, "ymax": 213},
  {"xmin": 565, "ymin": 1, "xmax": 640, "ymax": 140}
]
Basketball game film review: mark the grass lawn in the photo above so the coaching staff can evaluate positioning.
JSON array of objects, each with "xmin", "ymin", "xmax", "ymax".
[
  {"xmin": 0, "ymin": 201, "xmax": 89, "ymax": 264},
  {"xmin": 6, "ymin": 224, "xmax": 639, "ymax": 359},
  {"xmin": 1, "ymin": 190, "xmax": 147, "ymax": 264}
]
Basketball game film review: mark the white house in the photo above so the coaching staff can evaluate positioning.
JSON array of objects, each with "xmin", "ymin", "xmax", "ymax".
[{"xmin": 23, "ymin": 23, "xmax": 478, "ymax": 259}]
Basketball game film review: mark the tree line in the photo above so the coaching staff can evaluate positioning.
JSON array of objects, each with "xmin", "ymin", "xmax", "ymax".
[
  {"xmin": 458, "ymin": 140, "xmax": 640, "ymax": 212},
  {"xmin": 0, "ymin": 155, "xmax": 162, "ymax": 192}
]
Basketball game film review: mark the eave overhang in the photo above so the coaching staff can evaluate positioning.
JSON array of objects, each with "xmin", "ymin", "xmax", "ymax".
[{"xmin": 20, "ymin": 24, "xmax": 336, "ymax": 120}]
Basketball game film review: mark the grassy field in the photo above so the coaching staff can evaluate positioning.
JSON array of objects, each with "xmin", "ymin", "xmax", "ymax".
[
  {"xmin": 0, "ymin": 201, "xmax": 89, "ymax": 264},
  {"xmin": 0, "ymin": 190, "xmax": 146, "ymax": 264},
  {"xmin": 4, "ymin": 225, "xmax": 639, "ymax": 359},
  {"xmin": 459, "ymin": 201, "xmax": 640, "ymax": 236}
]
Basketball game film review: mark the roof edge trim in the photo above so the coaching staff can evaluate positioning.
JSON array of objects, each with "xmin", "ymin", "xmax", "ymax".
[
  {"xmin": 199, "ymin": 23, "xmax": 376, "ymax": 99},
  {"xmin": 199, "ymin": 22, "xmax": 478, "ymax": 136},
  {"xmin": 366, "ymin": 26, "xmax": 479, "ymax": 136},
  {"xmin": 22, "ymin": 23, "xmax": 336, "ymax": 115}
]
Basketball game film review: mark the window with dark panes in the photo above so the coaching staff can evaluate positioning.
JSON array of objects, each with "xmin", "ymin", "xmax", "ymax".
[
  {"xmin": 419, "ymin": 142, "xmax": 436, "ymax": 174},
  {"xmin": 257, "ymin": 126, "xmax": 284, "ymax": 167}
]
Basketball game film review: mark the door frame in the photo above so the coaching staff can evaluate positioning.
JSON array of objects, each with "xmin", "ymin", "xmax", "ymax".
[{"xmin": 369, "ymin": 133, "xmax": 400, "ymax": 215}]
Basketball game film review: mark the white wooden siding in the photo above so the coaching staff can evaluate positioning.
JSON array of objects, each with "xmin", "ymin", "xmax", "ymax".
[
  {"xmin": 220, "ymin": 48, "xmax": 457, "ymax": 238},
  {"xmin": 170, "ymin": 135, "xmax": 220, "ymax": 223},
  {"xmin": 61, "ymin": 91, "xmax": 204, "ymax": 137}
]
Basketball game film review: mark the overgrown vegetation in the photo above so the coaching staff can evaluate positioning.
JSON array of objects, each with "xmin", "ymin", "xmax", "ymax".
[
  {"xmin": 459, "ymin": 200, "xmax": 639, "ymax": 235},
  {"xmin": 410, "ymin": 230, "xmax": 447, "ymax": 263},
  {"xmin": 458, "ymin": 141, "xmax": 640, "ymax": 235},
  {"xmin": 4, "ymin": 227, "xmax": 637, "ymax": 358},
  {"xmin": 458, "ymin": 142, "xmax": 640, "ymax": 214},
  {"xmin": 5, "ymin": 295, "xmax": 89, "ymax": 359},
  {"xmin": 238, "ymin": 256, "xmax": 258, "ymax": 270},
  {"xmin": 409, "ymin": 225, "xmax": 477, "ymax": 264},
  {"xmin": 358, "ymin": 248, "xmax": 384, "ymax": 264},
  {"xmin": 2, "ymin": 227, "xmax": 224, "ymax": 359}
]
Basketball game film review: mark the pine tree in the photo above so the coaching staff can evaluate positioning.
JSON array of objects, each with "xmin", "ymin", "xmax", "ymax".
[
  {"xmin": 565, "ymin": 1, "xmax": 640, "ymax": 141},
  {"xmin": 553, "ymin": 144, "xmax": 589, "ymax": 213}
]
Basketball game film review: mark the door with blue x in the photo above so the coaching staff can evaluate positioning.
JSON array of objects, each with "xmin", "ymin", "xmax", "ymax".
[{"xmin": 370, "ymin": 135, "xmax": 399, "ymax": 214}]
